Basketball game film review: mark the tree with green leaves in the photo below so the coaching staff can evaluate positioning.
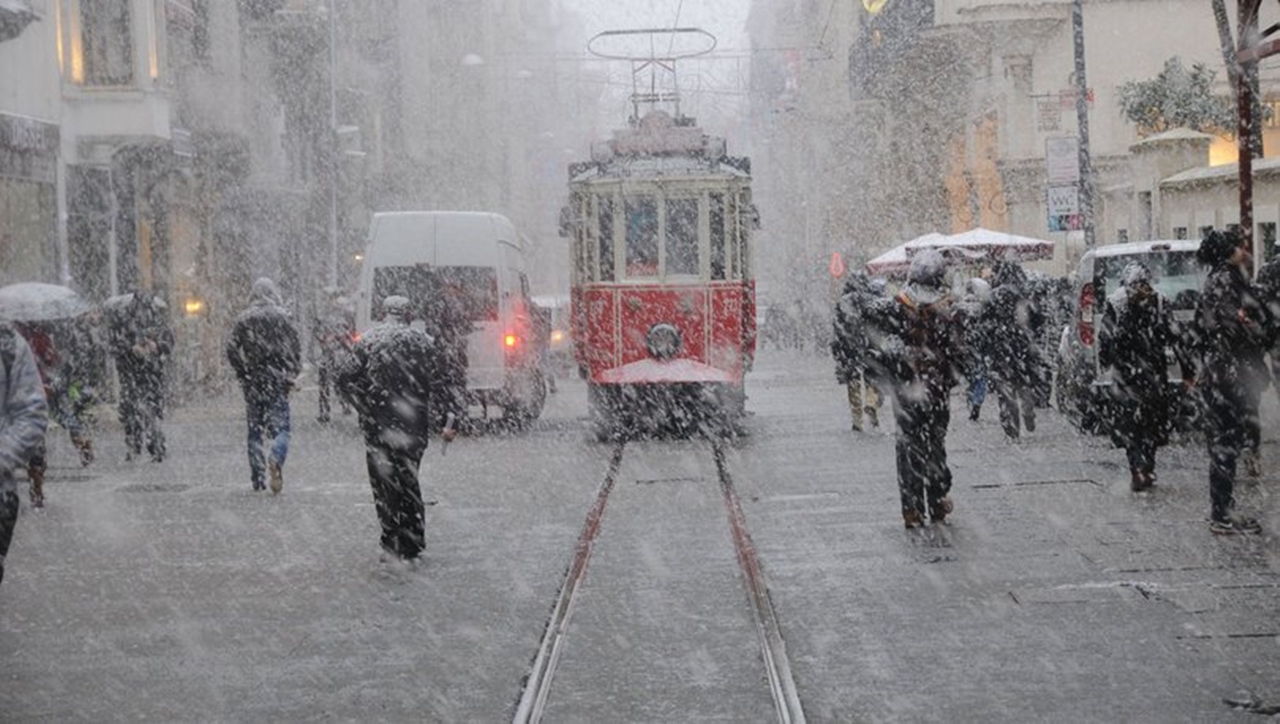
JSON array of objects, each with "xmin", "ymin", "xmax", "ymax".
[{"xmin": 1118, "ymin": 57, "xmax": 1237, "ymax": 137}]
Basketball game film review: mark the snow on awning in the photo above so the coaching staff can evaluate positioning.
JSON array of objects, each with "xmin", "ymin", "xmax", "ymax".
[{"xmin": 907, "ymin": 228, "xmax": 1055, "ymax": 262}]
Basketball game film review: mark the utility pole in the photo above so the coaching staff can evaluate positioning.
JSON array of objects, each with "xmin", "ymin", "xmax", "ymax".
[
  {"xmin": 1236, "ymin": 0, "xmax": 1264, "ymax": 272},
  {"xmin": 1071, "ymin": 0, "xmax": 1096, "ymax": 251},
  {"xmin": 327, "ymin": 0, "xmax": 340, "ymax": 289}
]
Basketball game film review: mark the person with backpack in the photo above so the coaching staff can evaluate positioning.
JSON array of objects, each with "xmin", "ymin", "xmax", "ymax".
[
  {"xmin": 980, "ymin": 260, "xmax": 1045, "ymax": 440},
  {"xmin": 226, "ymin": 278, "xmax": 301, "ymax": 494},
  {"xmin": 336, "ymin": 296, "xmax": 462, "ymax": 562},
  {"xmin": 869, "ymin": 250, "xmax": 965, "ymax": 528},
  {"xmin": 0, "ymin": 322, "xmax": 50, "ymax": 585}
]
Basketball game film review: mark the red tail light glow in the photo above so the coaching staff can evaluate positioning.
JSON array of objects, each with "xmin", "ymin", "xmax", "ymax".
[
  {"xmin": 504, "ymin": 333, "xmax": 518, "ymax": 348},
  {"xmin": 1078, "ymin": 282, "xmax": 1095, "ymax": 346}
]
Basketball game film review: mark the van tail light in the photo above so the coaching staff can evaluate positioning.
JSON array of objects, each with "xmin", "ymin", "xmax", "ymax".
[
  {"xmin": 504, "ymin": 333, "xmax": 519, "ymax": 349},
  {"xmin": 1078, "ymin": 282, "xmax": 1095, "ymax": 346}
]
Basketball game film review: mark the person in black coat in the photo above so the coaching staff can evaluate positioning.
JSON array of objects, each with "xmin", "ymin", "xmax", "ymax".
[
  {"xmin": 832, "ymin": 271, "xmax": 884, "ymax": 431},
  {"xmin": 1195, "ymin": 230, "xmax": 1267, "ymax": 534},
  {"xmin": 870, "ymin": 250, "xmax": 964, "ymax": 528},
  {"xmin": 225, "ymin": 278, "xmax": 301, "ymax": 494},
  {"xmin": 336, "ymin": 296, "xmax": 463, "ymax": 562},
  {"xmin": 979, "ymin": 260, "xmax": 1044, "ymax": 440},
  {"xmin": 107, "ymin": 291, "xmax": 173, "ymax": 462},
  {"xmin": 1098, "ymin": 262, "xmax": 1194, "ymax": 492}
]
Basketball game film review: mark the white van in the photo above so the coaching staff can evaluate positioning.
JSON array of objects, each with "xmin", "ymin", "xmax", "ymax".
[{"xmin": 356, "ymin": 211, "xmax": 546, "ymax": 424}]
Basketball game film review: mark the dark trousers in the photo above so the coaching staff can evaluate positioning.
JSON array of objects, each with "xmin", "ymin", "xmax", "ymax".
[
  {"xmin": 366, "ymin": 442, "xmax": 427, "ymax": 559},
  {"xmin": 892, "ymin": 393, "xmax": 953, "ymax": 517},
  {"xmin": 119, "ymin": 369, "xmax": 165, "ymax": 460},
  {"xmin": 1205, "ymin": 378, "xmax": 1247, "ymax": 522},
  {"xmin": 0, "ymin": 490, "xmax": 19, "ymax": 585},
  {"xmin": 994, "ymin": 379, "xmax": 1036, "ymax": 439},
  {"xmin": 245, "ymin": 393, "xmax": 291, "ymax": 490}
]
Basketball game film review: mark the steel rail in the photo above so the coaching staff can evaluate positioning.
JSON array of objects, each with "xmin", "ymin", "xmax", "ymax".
[
  {"xmin": 512, "ymin": 441, "xmax": 626, "ymax": 724},
  {"xmin": 713, "ymin": 442, "xmax": 807, "ymax": 724}
]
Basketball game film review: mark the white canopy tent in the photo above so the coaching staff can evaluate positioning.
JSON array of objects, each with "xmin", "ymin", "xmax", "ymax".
[{"xmin": 865, "ymin": 228, "xmax": 1055, "ymax": 278}]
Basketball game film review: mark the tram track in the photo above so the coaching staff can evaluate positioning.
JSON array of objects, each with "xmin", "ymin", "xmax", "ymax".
[{"xmin": 512, "ymin": 438, "xmax": 806, "ymax": 723}]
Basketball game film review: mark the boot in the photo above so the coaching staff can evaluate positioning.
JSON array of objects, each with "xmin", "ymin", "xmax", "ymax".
[
  {"xmin": 74, "ymin": 437, "xmax": 95, "ymax": 466},
  {"xmin": 28, "ymin": 468, "xmax": 44, "ymax": 509}
]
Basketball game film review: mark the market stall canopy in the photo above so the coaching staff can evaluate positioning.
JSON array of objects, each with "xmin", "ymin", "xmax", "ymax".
[
  {"xmin": 906, "ymin": 227, "xmax": 1055, "ymax": 262},
  {"xmin": 864, "ymin": 233, "xmax": 943, "ymax": 278},
  {"xmin": 0, "ymin": 282, "xmax": 91, "ymax": 322}
]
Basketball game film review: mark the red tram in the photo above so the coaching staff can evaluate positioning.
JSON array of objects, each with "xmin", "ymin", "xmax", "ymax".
[{"xmin": 562, "ymin": 68, "xmax": 757, "ymax": 436}]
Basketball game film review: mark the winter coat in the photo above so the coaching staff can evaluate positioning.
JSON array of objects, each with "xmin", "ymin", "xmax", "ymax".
[
  {"xmin": 1098, "ymin": 287, "xmax": 1193, "ymax": 446},
  {"xmin": 226, "ymin": 279, "xmax": 301, "ymax": 402},
  {"xmin": 978, "ymin": 279, "xmax": 1044, "ymax": 388},
  {"xmin": 1195, "ymin": 262, "xmax": 1270, "ymax": 392},
  {"xmin": 870, "ymin": 284, "xmax": 963, "ymax": 406},
  {"xmin": 335, "ymin": 318, "xmax": 461, "ymax": 449},
  {"xmin": 831, "ymin": 275, "xmax": 880, "ymax": 384},
  {"xmin": 107, "ymin": 293, "xmax": 173, "ymax": 383},
  {"xmin": 0, "ymin": 323, "xmax": 49, "ymax": 495}
]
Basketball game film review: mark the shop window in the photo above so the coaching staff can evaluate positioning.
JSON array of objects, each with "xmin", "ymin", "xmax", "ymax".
[
  {"xmin": 1173, "ymin": 226, "xmax": 1188, "ymax": 240},
  {"xmin": 665, "ymin": 198, "xmax": 699, "ymax": 276},
  {"xmin": 1117, "ymin": 229, "xmax": 1129, "ymax": 243},
  {"xmin": 1199, "ymin": 226, "xmax": 1214, "ymax": 240},
  {"xmin": 80, "ymin": 0, "xmax": 134, "ymax": 86},
  {"xmin": 1261, "ymin": 222, "xmax": 1277, "ymax": 260},
  {"xmin": 625, "ymin": 196, "xmax": 658, "ymax": 277}
]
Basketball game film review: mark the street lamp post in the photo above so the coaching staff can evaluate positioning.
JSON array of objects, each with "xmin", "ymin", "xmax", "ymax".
[
  {"xmin": 1071, "ymin": 0, "xmax": 1096, "ymax": 251},
  {"xmin": 327, "ymin": 0, "xmax": 339, "ymax": 289}
]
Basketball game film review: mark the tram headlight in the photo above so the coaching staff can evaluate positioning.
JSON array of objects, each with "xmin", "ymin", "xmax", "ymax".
[{"xmin": 645, "ymin": 322, "xmax": 683, "ymax": 360}]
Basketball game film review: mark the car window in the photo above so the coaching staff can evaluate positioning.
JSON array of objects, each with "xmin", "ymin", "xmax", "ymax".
[
  {"xmin": 373, "ymin": 265, "xmax": 499, "ymax": 322},
  {"xmin": 1095, "ymin": 251, "xmax": 1205, "ymax": 309}
]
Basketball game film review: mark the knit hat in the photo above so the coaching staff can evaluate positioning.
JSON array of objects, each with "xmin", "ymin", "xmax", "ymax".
[{"xmin": 1197, "ymin": 229, "xmax": 1240, "ymax": 266}]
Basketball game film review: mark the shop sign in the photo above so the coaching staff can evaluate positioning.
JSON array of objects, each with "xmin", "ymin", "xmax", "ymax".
[{"xmin": 0, "ymin": 113, "xmax": 59, "ymax": 184}]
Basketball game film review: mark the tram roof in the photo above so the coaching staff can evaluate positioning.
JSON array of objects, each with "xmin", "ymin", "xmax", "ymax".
[{"xmin": 569, "ymin": 157, "xmax": 750, "ymax": 184}]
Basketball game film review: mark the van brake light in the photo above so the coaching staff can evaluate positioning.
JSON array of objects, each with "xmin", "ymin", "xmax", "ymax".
[
  {"xmin": 504, "ymin": 333, "xmax": 518, "ymax": 348},
  {"xmin": 1078, "ymin": 282, "xmax": 1095, "ymax": 346}
]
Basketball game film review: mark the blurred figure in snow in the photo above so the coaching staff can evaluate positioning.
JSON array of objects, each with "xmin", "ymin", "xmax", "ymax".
[
  {"xmin": 336, "ymin": 296, "xmax": 462, "ymax": 562},
  {"xmin": 1194, "ymin": 230, "xmax": 1268, "ymax": 534},
  {"xmin": 831, "ymin": 271, "xmax": 884, "ymax": 431},
  {"xmin": 0, "ymin": 320, "xmax": 48, "ymax": 584},
  {"xmin": 869, "ymin": 250, "xmax": 965, "ymax": 529},
  {"xmin": 1098, "ymin": 262, "xmax": 1194, "ymax": 492},
  {"xmin": 979, "ymin": 260, "xmax": 1045, "ymax": 440},
  {"xmin": 312, "ymin": 289, "xmax": 355, "ymax": 423},
  {"xmin": 226, "ymin": 278, "xmax": 300, "ymax": 494},
  {"xmin": 955, "ymin": 276, "xmax": 992, "ymax": 422},
  {"xmin": 107, "ymin": 291, "xmax": 173, "ymax": 461}
]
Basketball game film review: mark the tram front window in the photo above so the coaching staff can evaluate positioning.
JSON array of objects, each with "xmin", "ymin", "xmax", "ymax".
[
  {"xmin": 665, "ymin": 197, "xmax": 699, "ymax": 276},
  {"xmin": 625, "ymin": 197, "xmax": 659, "ymax": 277}
]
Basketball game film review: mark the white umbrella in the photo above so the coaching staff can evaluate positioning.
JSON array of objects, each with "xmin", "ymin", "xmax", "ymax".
[{"xmin": 0, "ymin": 282, "xmax": 91, "ymax": 322}]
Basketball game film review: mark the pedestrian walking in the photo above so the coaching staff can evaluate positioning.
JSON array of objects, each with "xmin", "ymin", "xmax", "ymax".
[
  {"xmin": 0, "ymin": 321, "xmax": 50, "ymax": 585},
  {"xmin": 14, "ymin": 321, "xmax": 95, "ymax": 507},
  {"xmin": 956, "ymin": 276, "xmax": 992, "ymax": 422},
  {"xmin": 869, "ymin": 250, "xmax": 964, "ymax": 528},
  {"xmin": 832, "ymin": 271, "xmax": 884, "ymax": 431},
  {"xmin": 1194, "ymin": 230, "xmax": 1267, "ymax": 534},
  {"xmin": 312, "ymin": 289, "xmax": 355, "ymax": 423},
  {"xmin": 1098, "ymin": 262, "xmax": 1195, "ymax": 492},
  {"xmin": 106, "ymin": 291, "xmax": 173, "ymax": 462},
  {"xmin": 336, "ymin": 296, "xmax": 462, "ymax": 562},
  {"xmin": 980, "ymin": 260, "xmax": 1044, "ymax": 440},
  {"xmin": 226, "ymin": 278, "xmax": 301, "ymax": 494}
]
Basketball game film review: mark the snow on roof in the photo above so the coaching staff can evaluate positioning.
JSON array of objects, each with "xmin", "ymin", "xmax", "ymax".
[
  {"xmin": 1131, "ymin": 127, "xmax": 1215, "ymax": 151},
  {"xmin": 1162, "ymin": 155, "xmax": 1280, "ymax": 186}
]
